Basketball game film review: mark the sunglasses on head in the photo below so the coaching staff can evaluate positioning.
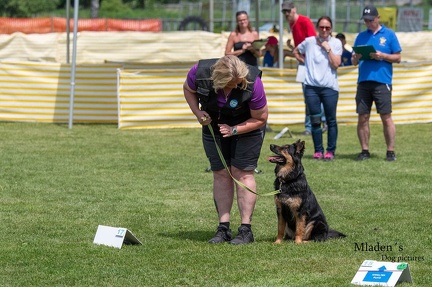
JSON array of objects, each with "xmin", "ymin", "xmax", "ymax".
[{"xmin": 319, "ymin": 26, "xmax": 331, "ymax": 31}]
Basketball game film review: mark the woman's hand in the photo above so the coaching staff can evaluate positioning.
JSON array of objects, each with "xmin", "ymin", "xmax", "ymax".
[
  {"xmin": 198, "ymin": 112, "xmax": 211, "ymax": 126},
  {"xmin": 243, "ymin": 42, "xmax": 252, "ymax": 50},
  {"xmin": 218, "ymin": 124, "xmax": 234, "ymax": 137}
]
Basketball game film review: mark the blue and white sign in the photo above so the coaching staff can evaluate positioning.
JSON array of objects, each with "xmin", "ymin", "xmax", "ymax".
[{"xmin": 351, "ymin": 260, "xmax": 412, "ymax": 286}]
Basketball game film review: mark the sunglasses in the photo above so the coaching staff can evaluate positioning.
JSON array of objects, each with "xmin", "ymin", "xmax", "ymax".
[
  {"xmin": 281, "ymin": 9, "xmax": 291, "ymax": 14},
  {"xmin": 319, "ymin": 26, "xmax": 332, "ymax": 31}
]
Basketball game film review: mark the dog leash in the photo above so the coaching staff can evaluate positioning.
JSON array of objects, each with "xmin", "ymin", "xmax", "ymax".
[{"xmin": 205, "ymin": 120, "xmax": 280, "ymax": 197}]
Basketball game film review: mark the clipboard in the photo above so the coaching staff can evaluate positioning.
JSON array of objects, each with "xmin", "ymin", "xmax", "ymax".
[
  {"xmin": 251, "ymin": 39, "xmax": 267, "ymax": 50},
  {"xmin": 352, "ymin": 45, "xmax": 376, "ymax": 60}
]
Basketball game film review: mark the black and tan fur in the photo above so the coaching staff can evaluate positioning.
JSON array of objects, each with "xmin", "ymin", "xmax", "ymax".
[{"xmin": 268, "ymin": 140, "xmax": 346, "ymax": 244}]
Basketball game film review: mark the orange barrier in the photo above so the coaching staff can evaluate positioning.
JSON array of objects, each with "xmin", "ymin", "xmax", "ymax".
[
  {"xmin": 0, "ymin": 17, "xmax": 162, "ymax": 34},
  {"xmin": 0, "ymin": 18, "xmax": 53, "ymax": 34}
]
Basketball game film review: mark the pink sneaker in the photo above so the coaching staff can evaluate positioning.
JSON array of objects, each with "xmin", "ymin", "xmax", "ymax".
[
  {"xmin": 313, "ymin": 152, "xmax": 323, "ymax": 160},
  {"xmin": 324, "ymin": 151, "xmax": 335, "ymax": 161}
]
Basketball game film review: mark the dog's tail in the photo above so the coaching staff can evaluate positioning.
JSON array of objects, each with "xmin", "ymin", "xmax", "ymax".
[{"xmin": 327, "ymin": 228, "xmax": 346, "ymax": 239}]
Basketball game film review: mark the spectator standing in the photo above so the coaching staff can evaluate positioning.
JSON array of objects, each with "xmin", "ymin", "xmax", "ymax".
[
  {"xmin": 262, "ymin": 36, "xmax": 279, "ymax": 67},
  {"xmin": 281, "ymin": 1, "xmax": 326, "ymax": 135},
  {"xmin": 225, "ymin": 11, "xmax": 260, "ymax": 67},
  {"xmin": 336, "ymin": 33, "xmax": 353, "ymax": 66},
  {"xmin": 352, "ymin": 5, "xmax": 402, "ymax": 161},
  {"xmin": 293, "ymin": 16, "xmax": 342, "ymax": 160},
  {"xmin": 183, "ymin": 55, "xmax": 268, "ymax": 244},
  {"xmin": 262, "ymin": 36, "xmax": 297, "ymax": 68}
]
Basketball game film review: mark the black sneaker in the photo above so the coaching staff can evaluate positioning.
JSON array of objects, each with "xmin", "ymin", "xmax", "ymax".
[
  {"xmin": 208, "ymin": 225, "xmax": 232, "ymax": 244},
  {"xmin": 229, "ymin": 226, "xmax": 254, "ymax": 245},
  {"xmin": 355, "ymin": 151, "xmax": 370, "ymax": 161},
  {"xmin": 386, "ymin": 151, "xmax": 397, "ymax": 161}
]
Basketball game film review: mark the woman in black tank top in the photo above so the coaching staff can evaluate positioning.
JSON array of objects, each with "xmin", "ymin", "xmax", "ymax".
[{"xmin": 225, "ymin": 11, "xmax": 260, "ymax": 67}]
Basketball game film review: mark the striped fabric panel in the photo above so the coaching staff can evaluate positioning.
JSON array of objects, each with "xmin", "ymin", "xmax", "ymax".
[
  {"xmin": 1, "ymin": 61, "xmax": 431, "ymax": 128},
  {"xmin": 0, "ymin": 61, "xmax": 120, "ymax": 123},
  {"xmin": 117, "ymin": 69, "xmax": 191, "ymax": 129},
  {"xmin": 117, "ymin": 62, "xmax": 432, "ymax": 129},
  {"xmin": 0, "ymin": 31, "xmax": 431, "ymax": 64}
]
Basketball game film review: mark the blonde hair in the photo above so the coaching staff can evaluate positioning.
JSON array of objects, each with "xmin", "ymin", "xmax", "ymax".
[{"xmin": 211, "ymin": 55, "xmax": 250, "ymax": 91}]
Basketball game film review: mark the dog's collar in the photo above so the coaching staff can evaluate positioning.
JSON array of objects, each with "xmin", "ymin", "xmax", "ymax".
[{"xmin": 278, "ymin": 173, "xmax": 304, "ymax": 185}]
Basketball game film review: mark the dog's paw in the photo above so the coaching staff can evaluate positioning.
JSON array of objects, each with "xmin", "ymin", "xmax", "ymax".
[{"xmin": 274, "ymin": 239, "xmax": 283, "ymax": 244}]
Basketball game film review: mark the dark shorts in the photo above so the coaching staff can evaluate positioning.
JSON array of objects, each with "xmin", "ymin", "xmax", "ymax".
[
  {"xmin": 356, "ymin": 81, "xmax": 392, "ymax": 114},
  {"xmin": 202, "ymin": 128, "xmax": 265, "ymax": 171}
]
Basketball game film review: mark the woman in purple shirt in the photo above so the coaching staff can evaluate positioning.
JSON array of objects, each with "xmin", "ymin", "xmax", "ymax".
[{"xmin": 183, "ymin": 55, "xmax": 268, "ymax": 245}]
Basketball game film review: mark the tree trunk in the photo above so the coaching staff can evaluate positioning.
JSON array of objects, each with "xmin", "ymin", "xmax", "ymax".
[{"xmin": 91, "ymin": 0, "xmax": 100, "ymax": 18}]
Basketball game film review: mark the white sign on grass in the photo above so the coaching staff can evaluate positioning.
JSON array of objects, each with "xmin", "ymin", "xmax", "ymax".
[
  {"xmin": 93, "ymin": 225, "xmax": 142, "ymax": 249},
  {"xmin": 351, "ymin": 260, "xmax": 412, "ymax": 286}
]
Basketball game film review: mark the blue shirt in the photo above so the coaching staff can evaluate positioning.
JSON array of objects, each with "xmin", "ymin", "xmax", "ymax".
[
  {"xmin": 353, "ymin": 25, "xmax": 402, "ymax": 84},
  {"xmin": 341, "ymin": 49, "xmax": 353, "ymax": 66},
  {"xmin": 263, "ymin": 50, "xmax": 275, "ymax": 67}
]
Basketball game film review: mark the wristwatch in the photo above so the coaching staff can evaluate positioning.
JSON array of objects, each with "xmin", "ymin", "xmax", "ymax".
[
  {"xmin": 231, "ymin": 126, "xmax": 237, "ymax": 136},
  {"xmin": 326, "ymin": 48, "xmax": 331, "ymax": 53}
]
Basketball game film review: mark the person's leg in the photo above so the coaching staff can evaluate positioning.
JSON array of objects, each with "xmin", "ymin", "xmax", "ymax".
[
  {"xmin": 304, "ymin": 110, "xmax": 312, "ymax": 133},
  {"xmin": 321, "ymin": 88, "xmax": 338, "ymax": 154},
  {"xmin": 203, "ymin": 132, "xmax": 234, "ymax": 243},
  {"xmin": 381, "ymin": 113, "xmax": 396, "ymax": 151},
  {"xmin": 212, "ymin": 169, "xmax": 235, "ymax": 223},
  {"xmin": 231, "ymin": 167, "xmax": 256, "ymax": 225},
  {"xmin": 355, "ymin": 82, "xmax": 373, "ymax": 160},
  {"xmin": 374, "ymin": 83, "xmax": 396, "ymax": 160},
  {"xmin": 303, "ymin": 83, "xmax": 311, "ymax": 134},
  {"xmin": 304, "ymin": 85, "xmax": 324, "ymax": 154},
  {"xmin": 229, "ymin": 129, "xmax": 264, "ymax": 244},
  {"xmin": 229, "ymin": 167, "xmax": 256, "ymax": 244},
  {"xmin": 320, "ymin": 103, "xmax": 327, "ymax": 130},
  {"xmin": 357, "ymin": 114, "xmax": 370, "ymax": 150}
]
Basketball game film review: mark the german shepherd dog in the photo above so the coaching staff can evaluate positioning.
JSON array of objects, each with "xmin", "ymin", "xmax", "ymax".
[{"xmin": 268, "ymin": 140, "xmax": 346, "ymax": 244}]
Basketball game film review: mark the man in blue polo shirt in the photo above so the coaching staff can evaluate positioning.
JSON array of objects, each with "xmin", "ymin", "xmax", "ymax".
[{"xmin": 352, "ymin": 5, "xmax": 402, "ymax": 161}]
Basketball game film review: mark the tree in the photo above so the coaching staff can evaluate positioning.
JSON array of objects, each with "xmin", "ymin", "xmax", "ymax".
[{"xmin": 0, "ymin": 0, "xmax": 62, "ymax": 17}]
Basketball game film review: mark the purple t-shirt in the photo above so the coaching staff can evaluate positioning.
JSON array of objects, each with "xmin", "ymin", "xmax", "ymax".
[{"xmin": 186, "ymin": 64, "xmax": 267, "ymax": 110}]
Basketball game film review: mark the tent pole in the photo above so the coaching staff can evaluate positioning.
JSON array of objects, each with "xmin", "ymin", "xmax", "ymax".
[
  {"xmin": 68, "ymin": 0, "xmax": 79, "ymax": 129},
  {"xmin": 66, "ymin": 0, "xmax": 70, "ymax": 64}
]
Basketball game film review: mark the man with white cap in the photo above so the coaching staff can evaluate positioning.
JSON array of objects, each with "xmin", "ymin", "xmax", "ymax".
[{"xmin": 352, "ymin": 5, "xmax": 402, "ymax": 161}]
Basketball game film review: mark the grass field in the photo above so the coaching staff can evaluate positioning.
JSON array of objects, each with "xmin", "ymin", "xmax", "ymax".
[{"xmin": 1, "ymin": 122, "xmax": 430, "ymax": 286}]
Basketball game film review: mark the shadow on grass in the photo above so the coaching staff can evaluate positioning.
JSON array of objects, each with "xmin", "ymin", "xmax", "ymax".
[
  {"xmin": 161, "ymin": 230, "xmax": 278, "ymax": 243},
  {"xmin": 301, "ymin": 153, "xmax": 387, "ymax": 161},
  {"xmin": 161, "ymin": 230, "xmax": 213, "ymax": 242}
]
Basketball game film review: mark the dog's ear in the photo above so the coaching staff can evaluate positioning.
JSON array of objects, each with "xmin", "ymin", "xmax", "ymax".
[{"xmin": 296, "ymin": 140, "xmax": 305, "ymax": 155}]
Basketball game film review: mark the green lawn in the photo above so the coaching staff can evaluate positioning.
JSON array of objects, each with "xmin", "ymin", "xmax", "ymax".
[{"xmin": 1, "ymin": 122, "xmax": 430, "ymax": 286}]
